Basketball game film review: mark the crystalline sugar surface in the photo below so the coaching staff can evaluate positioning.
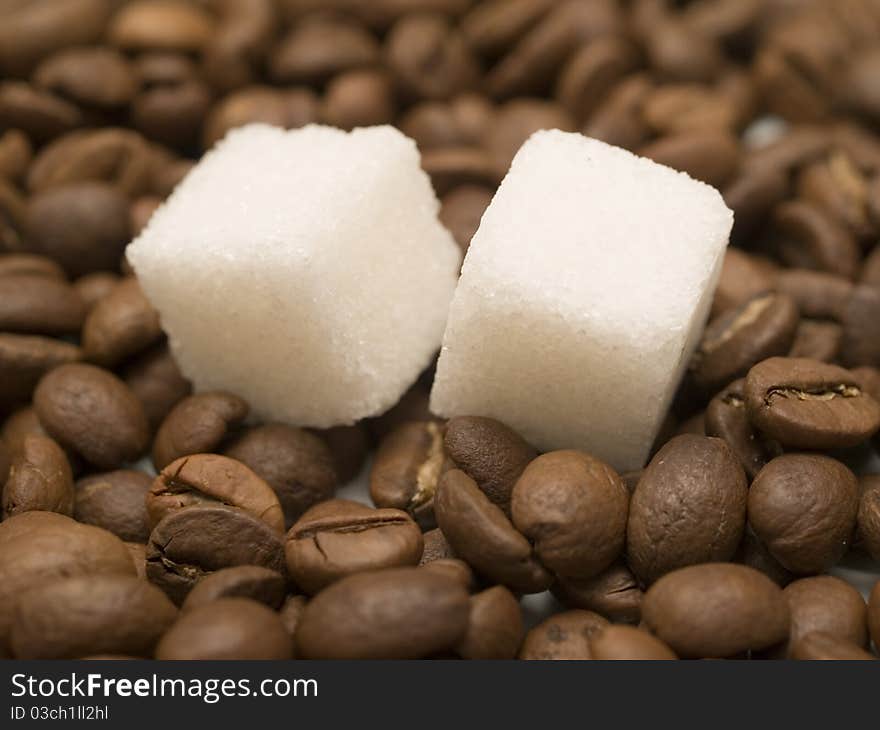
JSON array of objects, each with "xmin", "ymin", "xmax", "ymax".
[
  {"xmin": 128, "ymin": 124, "xmax": 461, "ymax": 427},
  {"xmin": 430, "ymin": 129, "xmax": 733, "ymax": 471}
]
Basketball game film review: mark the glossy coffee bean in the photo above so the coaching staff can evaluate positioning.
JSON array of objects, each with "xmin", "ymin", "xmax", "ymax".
[
  {"xmin": 74, "ymin": 469, "xmax": 152, "ymax": 543},
  {"xmin": 711, "ymin": 249, "xmax": 777, "ymax": 320},
  {"xmin": 454, "ymin": 585, "xmax": 523, "ymax": 660},
  {"xmin": 589, "ymin": 625, "xmax": 677, "ymax": 660},
  {"xmin": 0, "ymin": 333, "xmax": 82, "ymax": 409},
  {"xmin": 2, "ymin": 435, "xmax": 73, "ymax": 520},
  {"xmin": 181, "ymin": 566, "xmax": 286, "ymax": 612},
  {"xmin": 774, "ymin": 269, "xmax": 853, "ymax": 322},
  {"xmin": 788, "ymin": 319, "xmax": 842, "ymax": 362},
  {"xmin": 312, "ymin": 423, "xmax": 369, "ymax": 485},
  {"xmin": 285, "ymin": 500, "xmax": 423, "ymax": 595},
  {"xmin": 518, "ymin": 610, "xmax": 608, "ymax": 661},
  {"xmin": 123, "ymin": 344, "xmax": 191, "ymax": 431},
  {"xmin": 705, "ymin": 379, "xmax": 769, "ymax": 479},
  {"xmin": 0, "ymin": 275, "xmax": 86, "ymax": 336}
]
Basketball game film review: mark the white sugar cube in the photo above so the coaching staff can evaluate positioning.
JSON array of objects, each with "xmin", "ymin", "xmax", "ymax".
[
  {"xmin": 430, "ymin": 130, "xmax": 733, "ymax": 472},
  {"xmin": 127, "ymin": 124, "xmax": 461, "ymax": 427}
]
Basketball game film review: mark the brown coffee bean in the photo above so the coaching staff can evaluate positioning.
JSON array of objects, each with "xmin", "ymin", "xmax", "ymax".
[
  {"xmin": 0, "ymin": 130, "xmax": 31, "ymax": 182},
  {"xmin": 0, "ymin": 512, "xmax": 134, "ymax": 653},
  {"xmin": 285, "ymin": 500, "xmax": 423, "ymax": 594},
  {"xmin": 584, "ymin": 73, "xmax": 652, "ymax": 150},
  {"xmin": 296, "ymin": 566, "xmax": 470, "ymax": 659},
  {"xmin": 773, "ymin": 201, "xmax": 861, "ymax": 280},
  {"xmin": 454, "ymin": 585, "xmax": 523, "ymax": 660},
  {"xmin": 735, "ymin": 528, "xmax": 793, "ymax": 587},
  {"xmin": 146, "ymin": 504, "xmax": 286, "ymax": 605},
  {"xmin": 0, "ymin": 275, "xmax": 86, "ymax": 336},
  {"xmin": 0, "ymin": 253, "xmax": 65, "ymax": 280},
  {"xmin": 129, "ymin": 196, "xmax": 161, "ymax": 237},
  {"xmin": 74, "ymin": 272, "xmax": 121, "ymax": 313},
  {"xmin": 589, "ymin": 625, "xmax": 677, "ymax": 660},
  {"xmin": 81, "ymin": 278, "xmax": 162, "ymax": 367},
  {"xmin": 690, "ymin": 292, "xmax": 799, "ymax": 394},
  {"xmin": 202, "ymin": 86, "xmax": 319, "ymax": 148},
  {"xmin": 0, "ymin": 82, "xmax": 83, "ymax": 144},
  {"xmin": 398, "ymin": 93, "xmax": 494, "ymax": 150},
  {"xmin": 438, "ymin": 184, "xmax": 492, "ymax": 255},
  {"xmin": 271, "ymin": 17, "xmax": 379, "ymax": 85},
  {"xmin": 152, "ymin": 391, "xmax": 248, "ymax": 470},
  {"xmin": 705, "ymin": 378, "xmax": 770, "ymax": 479},
  {"xmin": 639, "ymin": 130, "xmax": 740, "ymax": 188},
  {"xmin": 385, "ymin": 13, "xmax": 479, "ymax": 101},
  {"xmin": 10, "ymin": 574, "xmax": 176, "ymax": 659},
  {"xmin": 840, "ymin": 284, "xmax": 880, "ymax": 367},
  {"xmin": 421, "ymin": 558, "xmax": 474, "ymax": 590},
  {"xmin": 483, "ymin": 99, "xmax": 575, "ymax": 175},
  {"xmin": 33, "ymin": 47, "xmax": 138, "ymax": 109},
  {"xmin": 744, "ymin": 126, "xmax": 829, "ymax": 177},
  {"xmin": 642, "ymin": 84, "xmax": 738, "ymax": 135},
  {"xmin": 225, "ymin": 423, "xmax": 338, "ymax": 528},
  {"xmin": 156, "ymin": 597, "xmax": 291, "ymax": 660},
  {"xmin": 75, "ymin": 469, "xmax": 152, "ymax": 543},
  {"xmin": 1, "ymin": 407, "xmax": 47, "ymax": 456},
  {"xmin": 749, "ymin": 454, "xmax": 859, "ymax": 574},
  {"xmin": 722, "ymin": 166, "xmax": 789, "ymax": 244},
  {"xmin": 791, "ymin": 632, "xmax": 876, "ymax": 660},
  {"xmin": 27, "ymin": 128, "xmax": 154, "ymax": 196},
  {"xmin": 627, "ymin": 435, "xmax": 747, "ymax": 585},
  {"xmin": 775, "ymin": 269, "xmax": 854, "ymax": 321},
  {"xmin": 35, "ymin": 363, "xmax": 150, "ymax": 469},
  {"xmin": 869, "ymin": 581, "xmax": 880, "ymax": 650},
  {"xmin": 435, "ymin": 469, "xmax": 552, "ymax": 593},
  {"xmin": 108, "ymin": 0, "xmax": 215, "ymax": 53},
  {"xmin": 130, "ymin": 74, "xmax": 212, "ymax": 151},
  {"xmin": 123, "ymin": 344, "xmax": 192, "ymax": 431},
  {"xmin": 181, "ymin": 566, "xmax": 286, "ymax": 612},
  {"xmin": 445, "ymin": 415, "xmax": 537, "ymax": 512},
  {"xmin": 744, "ymin": 357, "xmax": 880, "ymax": 449},
  {"xmin": 0, "ymin": 333, "xmax": 81, "ymax": 408},
  {"xmin": 789, "ymin": 319, "xmax": 843, "ymax": 362},
  {"xmin": 797, "ymin": 154, "xmax": 874, "ymax": 240},
  {"xmin": 321, "ymin": 70, "xmax": 395, "ymax": 130},
  {"xmin": 420, "ymin": 527, "xmax": 456, "ymax": 564},
  {"xmin": 642, "ymin": 563, "xmax": 789, "ymax": 658},
  {"xmin": 858, "ymin": 475, "xmax": 880, "ymax": 561},
  {"xmin": 148, "ymin": 453, "xmax": 284, "ymax": 533},
  {"xmin": 126, "ymin": 542, "xmax": 146, "ymax": 579},
  {"xmin": 460, "ymin": 0, "xmax": 555, "ymax": 56},
  {"xmin": 780, "ymin": 576, "xmax": 867, "ymax": 658},
  {"xmin": 552, "ymin": 561, "xmax": 643, "ymax": 624},
  {"xmin": 642, "ymin": 20, "xmax": 724, "ymax": 83},
  {"xmin": 512, "ymin": 450, "xmax": 628, "ymax": 581},
  {"xmin": 2, "ymin": 435, "xmax": 73, "ymax": 520},
  {"xmin": 202, "ymin": 0, "xmax": 276, "ymax": 92},
  {"xmin": 366, "ymin": 381, "xmax": 438, "ymax": 442},
  {"xmin": 278, "ymin": 594, "xmax": 307, "ymax": 657},
  {"xmin": 518, "ymin": 609, "xmax": 608, "ymax": 660},
  {"xmin": 711, "ymin": 248, "xmax": 777, "ymax": 317},
  {"xmin": 370, "ymin": 421, "xmax": 446, "ymax": 528}
]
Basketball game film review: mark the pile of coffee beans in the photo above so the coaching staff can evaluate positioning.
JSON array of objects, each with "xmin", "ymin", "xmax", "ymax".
[{"xmin": 2, "ymin": 0, "xmax": 880, "ymax": 660}]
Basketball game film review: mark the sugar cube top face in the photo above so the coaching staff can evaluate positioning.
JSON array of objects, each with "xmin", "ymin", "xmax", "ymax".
[
  {"xmin": 128, "ymin": 124, "xmax": 461, "ymax": 427},
  {"xmin": 430, "ymin": 130, "xmax": 733, "ymax": 472}
]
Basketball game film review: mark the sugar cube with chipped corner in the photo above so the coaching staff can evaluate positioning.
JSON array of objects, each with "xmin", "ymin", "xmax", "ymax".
[
  {"xmin": 430, "ymin": 130, "xmax": 733, "ymax": 472},
  {"xmin": 127, "ymin": 124, "xmax": 461, "ymax": 427}
]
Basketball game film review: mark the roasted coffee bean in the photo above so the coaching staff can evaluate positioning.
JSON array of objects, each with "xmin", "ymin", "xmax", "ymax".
[
  {"xmin": 711, "ymin": 248, "xmax": 777, "ymax": 318},
  {"xmin": 126, "ymin": 542, "xmax": 146, "ymax": 579},
  {"xmin": 642, "ymin": 563, "xmax": 789, "ymax": 658},
  {"xmin": 744, "ymin": 357, "xmax": 880, "ymax": 449},
  {"xmin": 774, "ymin": 269, "xmax": 854, "ymax": 322},
  {"xmin": 152, "ymin": 391, "xmax": 248, "ymax": 470},
  {"xmin": 790, "ymin": 631, "xmax": 876, "ymax": 661},
  {"xmin": 10, "ymin": 574, "xmax": 176, "ymax": 659},
  {"xmin": 370, "ymin": 421, "xmax": 446, "ymax": 528},
  {"xmin": 518, "ymin": 609, "xmax": 608, "ymax": 660},
  {"xmin": 123, "ymin": 344, "xmax": 192, "ymax": 431},
  {"xmin": 0, "ymin": 275, "xmax": 86, "ymax": 336},
  {"xmin": 74, "ymin": 272, "xmax": 121, "ymax": 313},
  {"xmin": 735, "ymin": 528, "xmax": 793, "ymax": 588},
  {"xmin": 460, "ymin": 0, "xmax": 555, "ymax": 56},
  {"xmin": 108, "ymin": 0, "xmax": 215, "ymax": 54},
  {"xmin": 420, "ymin": 527, "xmax": 456, "ymax": 564},
  {"xmin": 705, "ymin": 379, "xmax": 769, "ymax": 480},
  {"xmin": 81, "ymin": 278, "xmax": 162, "ymax": 367},
  {"xmin": 445, "ymin": 415, "xmax": 537, "ymax": 512},
  {"xmin": 312, "ymin": 423, "xmax": 369, "ymax": 485},
  {"xmin": 639, "ymin": 130, "xmax": 740, "ymax": 188},
  {"xmin": 421, "ymin": 557, "xmax": 474, "ymax": 590},
  {"xmin": 225, "ymin": 423, "xmax": 338, "ymax": 528},
  {"xmin": 1, "ymin": 407, "xmax": 48, "ymax": 455},
  {"xmin": 321, "ymin": 69, "xmax": 395, "ymax": 130},
  {"xmin": 841, "ymin": 284, "xmax": 880, "ymax": 367},
  {"xmin": 0, "ymin": 439, "xmax": 9, "ymax": 490},
  {"xmin": 789, "ymin": 319, "xmax": 843, "ymax": 362},
  {"xmin": 0, "ymin": 333, "xmax": 82, "ymax": 408},
  {"xmin": 584, "ymin": 73, "xmax": 652, "ymax": 150},
  {"xmin": 797, "ymin": 155, "xmax": 874, "ymax": 240},
  {"xmin": 723, "ymin": 166, "xmax": 789, "ymax": 244},
  {"xmin": 421, "ymin": 145, "xmax": 499, "ymax": 194},
  {"xmin": 181, "ymin": 566, "xmax": 286, "ymax": 612},
  {"xmin": 0, "ymin": 512, "xmax": 134, "ymax": 653},
  {"xmin": 552, "ymin": 561, "xmax": 643, "ymax": 624},
  {"xmin": 201, "ymin": 0, "xmax": 276, "ymax": 91},
  {"xmin": 438, "ymin": 184, "xmax": 493, "ymax": 255},
  {"xmin": 278, "ymin": 594, "xmax": 307, "ymax": 657},
  {"xmin": 0, "ymin": 82, "xmax": 83, "ymax": 144},
  {"xmin": 398, "ymin": 94, "xmax": 494, "ymax": 150},
  {"xmin": 454, "ymin": 585, "xmax": 523, "ymax": 660},
  {"xmin": 34, "ymin": 363, "xmax": 150, "ymax": 469},
  {"xmin": 589, "ymin": 625, "xmax": 677, "ymax": 661},
  {"xmin": 129, "ymin": 66, "xmax": 212, "ymax": 151},
  {"xmin": 34, "ymin": 46, "xmax": 137, "ymax": 110},
  {"xmin": 869, "ymin": 581, "xmax": 880, "ymax": 650},
  {"xmin": 25, "ymin": 182, "xmax": 131, "ymax": 279},
  {"xmin": 749, "ymin": 454, "xmax": 859, "ymax": 575},
  {"xmin": 296, "ymin": 567, "xmax": 470, "ymax": 659},
  {"xmin": 858, "ymin": 475, "xmax": 880, "ymax": 562},
  {"xmin": 0, "ymin": 253, "xmax": 65, "ymax": 280},
  {"xmin": 156, "ymin": 597, "xmax": 291, "ymax": 660},
  {"xmin": 74, "ymin": 469, "xmax": 152, "ymax": 543},
  {"xmin": 511, "ymin": 450, "xmax": 628, "ymax": 581},
  {"xmin": 779, "ymin": 576, "xmax": 867, "ymax": 658},
  {"xmin": 147, "ymin": 453, "xmax": 284, "ymax": 533},
  {"xmin": 0, "ymin": 129, "xmax": 31, "ymax": 182},
  {"xmin": 690, "ymin": 293, "xmax": 799, "ymax": 394},
  {"xmin": 145, "ymin": 504, "xmax": 286, "ymax": 605},
  {"xmin": 285, "ymin": 500, "xmax": 423, "ymax": 594},
  {"xmin": 484, "ymin": 99, "xmax": 575, "ymax": 174},
  {"xmin": 773, "ymin": 201, "xmax": 861, "ymax": 280},
  {"xmin": 2, "ymin": 435, "xmax": 73, "ymax": 520},
  {"xmin": 435, "ymin": 469, "xmax": 552, "ymax": 593},
  {"xmin": 627, "ymin": 435, "xmax": 747, "ymax": 585}
]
